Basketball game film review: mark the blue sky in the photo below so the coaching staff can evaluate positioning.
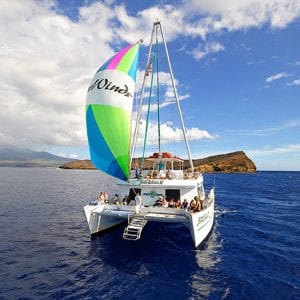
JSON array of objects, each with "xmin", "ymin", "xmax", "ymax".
[{"xmin": 0, "ymin": 0, "xmax": 299, "ymax": 170}]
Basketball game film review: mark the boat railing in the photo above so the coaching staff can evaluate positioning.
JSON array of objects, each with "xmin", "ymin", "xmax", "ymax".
[{"xmin": 138, "ymin": 170, "xmax": 201, "ymax": 181}]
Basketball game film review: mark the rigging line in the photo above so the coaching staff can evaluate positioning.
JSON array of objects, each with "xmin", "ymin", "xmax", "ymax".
[
  {"xmin": 156, "ymin": 24, "xmax": 161, "ymax": 152},
  {"xmin": 97, "ymin": 174, "xmax": 108, "ymax": 196},
  {"xmin": 159, "ymin": 22, "xmax": 194, "ymax": 172},
  {"xmin": 141, "ymin": 53, "xmax": 156, "ymax": 171},
  {"xmin": 171, "ymin": 96, "xmax": 177, "ymax": 154}
]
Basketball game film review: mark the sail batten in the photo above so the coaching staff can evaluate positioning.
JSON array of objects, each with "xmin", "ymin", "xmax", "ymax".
[{"xmin": 86, "ymin": 43, "xmax": 140, "ymax": 181}]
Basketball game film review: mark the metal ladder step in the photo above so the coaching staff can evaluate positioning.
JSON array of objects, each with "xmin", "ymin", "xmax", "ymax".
[{"xmin": 123, "ymin": 215, "xmax": 148, "ymax": 240}]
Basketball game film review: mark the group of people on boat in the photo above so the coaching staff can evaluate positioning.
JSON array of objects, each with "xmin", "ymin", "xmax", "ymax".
[
  {"xmin": 96, "ymin": 192, "xmax": 141, "ymax": 207},
  {"xmin": 153, "ymin": 197, "xmax": 182, "ymax": 208},
  {"xmin": 153, "ymin": 196, "xmax": 203, "ymax": 212},
  {"xmin": 143, "ymin": 168, "xmax": 176, "ymax": 180},
  {"xmin": 96, "ymin": 191, "xmax": 109, "ymax": 203},
  {"xmin": 96, "ymin": 192, "xmax": 203, "ymax": 213}
]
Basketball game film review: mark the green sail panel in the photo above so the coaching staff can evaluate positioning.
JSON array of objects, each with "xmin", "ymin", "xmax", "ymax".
[{"xmin": 91, "ymin": 104, "xmax": 131, "ymax": 178}]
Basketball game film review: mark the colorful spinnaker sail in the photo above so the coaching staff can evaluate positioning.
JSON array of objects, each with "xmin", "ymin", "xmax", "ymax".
[{"xmin": 86, "ymin": 42, "xmax": 140, "ymax": 181}]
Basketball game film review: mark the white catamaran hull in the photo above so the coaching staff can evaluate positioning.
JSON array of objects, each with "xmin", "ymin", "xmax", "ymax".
[
  {"xmin": 84, "ymin": 188, "xmax": 215, "ymax": 247},
  {"xmin": 84, "ymin": 205, "xmax": 127, "ymax": 234},
  {"xmin": 189, "ymin": 198, "xmax": 214, "ymax": 247}
]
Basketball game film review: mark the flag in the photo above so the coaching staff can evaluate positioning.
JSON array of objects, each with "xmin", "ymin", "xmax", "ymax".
[{"xmin": 145, "ymin": 59, "xmax": 153, "ymax": 76}]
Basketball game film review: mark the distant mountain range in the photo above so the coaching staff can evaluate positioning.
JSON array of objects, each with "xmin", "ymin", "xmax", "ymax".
[{"xmin": 0, "ymin": 146, "xmax": 73, "ymax": 167}]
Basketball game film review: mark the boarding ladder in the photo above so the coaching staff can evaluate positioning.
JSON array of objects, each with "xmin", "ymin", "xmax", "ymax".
[{"xmin": 123, "ymin": 214, "xmax": 148, "ymax": 240}]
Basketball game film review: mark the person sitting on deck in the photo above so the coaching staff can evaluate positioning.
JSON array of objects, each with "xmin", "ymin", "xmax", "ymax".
[
  {"xmin": 123, "ymin": 195, "xmax": 130, "ymax": 205},
  {"xmin": 162, "ymin": 197, "xmax": 168, "ymax": 207},
  {"xmin": 168, "ymin": 198, "xmax": 175, "ymax": 208},
  {"xmin": 190, "ymin": 196, "xmax": 201, "ymax": 213},
  {"xmin": 189, "ymin": 199, "xmax": 196, "ymax": 212},
  {"xmin": 114, "ymin": 194, "xmax": 120, "ymax": 205},
  {"xmin": 182, "ymin": 199, "xmax": 188, "ymax": 210},
  {"xmin": 104, "ymin": 192, "xmax": 109, "ymax": 203},
  {"xmin": 175, "ymin": 199, "xmax": 181, "ymax": 209},
  {"xmin": 195, "ymin": 195, "xmax": 204, "ymax": 211},
  {"xmin": 96, "ymin": 192, "xmax": 104, "ymax": 203},
  {"xmin": 154, "ymin": 196, "xmax": 163, "ymax": 207},
  {"xmin": 166, "ymin": 169, "xmax": 171, "ymax": 179},
  {"xmin": 166, "ymin": 169, "xmax": 175, "ymax": 179}
]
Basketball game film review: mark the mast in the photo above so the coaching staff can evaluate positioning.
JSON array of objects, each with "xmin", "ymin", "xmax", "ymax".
[
  {"xmin": 158, "ymin": 21, "xmax": 194, "ymax": 172},
  {"xmin": 155, "ymin": 24, "xmax": 161, "ymax": 152},
  {"xmin": 130, "ymin": 21, "xmax": 194, "ymax": 173},
  {"xmin": 130, "ymin": 25, "xmax": 156, "ymax": 169}
]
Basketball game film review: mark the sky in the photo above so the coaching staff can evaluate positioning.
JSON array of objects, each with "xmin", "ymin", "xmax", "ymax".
[{"xmin": 0, "ymin": 0, "xmax": 300, "ymax": 171}]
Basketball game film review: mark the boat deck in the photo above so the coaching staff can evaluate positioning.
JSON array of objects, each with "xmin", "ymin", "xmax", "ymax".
[{"xmin": 89, "ymin": 203, "xmax": 211, "ymax": 224}]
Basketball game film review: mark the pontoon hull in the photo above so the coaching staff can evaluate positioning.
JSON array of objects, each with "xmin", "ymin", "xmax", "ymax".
[
  {"xmin": 84, "ymin": 204, "xmax": 127, "ymax": 234},
  {"xmin": 189, "ymin": 199, "xmax": 215, "ymax": 247},
  {"xmin": 84, "ymin": 193, "xmax": 215, "ymax": 248}
]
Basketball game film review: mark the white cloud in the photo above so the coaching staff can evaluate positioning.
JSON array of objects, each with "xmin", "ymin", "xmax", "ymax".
[
  {"xmin": 134, "ymin": 70, "xmax": 190, "ymax": 115},
  {"xmin": 228, "ymin": 119, "xmax": 300, "ymax": 136},
  {"xmin": 265, "ymin": 72, "xmax": 290, "ymax": 82},
  {"xmin": 134, "ymin": 120, "xmax": 217, "ymax": 147},
  {"xmin": 186, "ymin": 0, "xmax": 300, "ymax": 29},
  {"xmin": 0, "ymin": 0, "xmax": 117, "ymax": 148},
  {"xmin": 287, "ymin": 78, "xmax": 300, "ymax": 86},
  {"xmin": 189, "ymin": 42, "xmax": 224, "ymax": 60},
  {"xmin": 248, "ymin": 144, "xmax": 300, "ymax": 156},
  {"xmin": 57, "ymin": 152, "xmax": 78, "ymax": 159}
]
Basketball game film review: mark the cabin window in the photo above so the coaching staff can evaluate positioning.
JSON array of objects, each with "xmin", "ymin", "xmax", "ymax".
[
  {"xmin": 129, "ymin": 188, "xmax": 141, "ymax": 200},
  {"xmin": 165, "ymin": 189, "xmax": 180, "ymax": 201}
]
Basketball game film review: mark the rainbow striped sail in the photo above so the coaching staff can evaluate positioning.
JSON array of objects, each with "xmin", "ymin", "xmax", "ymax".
[{"xmin": 86, "ymin": 42, "xmax": 140, "ymax": 181}]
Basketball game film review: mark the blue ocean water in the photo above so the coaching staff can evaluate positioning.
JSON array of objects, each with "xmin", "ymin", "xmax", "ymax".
[{"xmin": 0, "ymin": 168, "xmax": 299, "ymax": 299}]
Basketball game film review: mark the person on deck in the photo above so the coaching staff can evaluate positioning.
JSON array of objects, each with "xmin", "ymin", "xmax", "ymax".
[
  {"xmin": 158, "ymin": 161, "xmax": 164, "ymax": 171},
  {"xmin": 166, "ymin": 169, "xmax": 171, "ymax": 179},
  {"xmin": 168, "ymin": 198, "xmax": 175, "ymax": 208},
  {"xmin": 135, "ymin": 192, "xmax": 142, "ymax": 206},
  {"xmin": 114, "ymin": 194, "xmax": 120, "ymax": 205},
  {"xmin": 190, "ymin": 196, "xmax": 201, "ymax": 213},
  {"xmin": 134, "ymin": 192, "xmax": 142, "ymax": 213},
  {"xmin": 195, "ymin": 196, "xmax": 203, "ymax": 211},
  {"xmin": 104, "ymin": 192, "xmax": 109, "ymax": 203},
  {"xmin": 162, "ymin": 197, "xmax": 168, "ymax": 208},
  {"xmin": 154, "ymin": 196, "xmax": 163, "ymax": 207},
  {"xmin": 123, "ymin": 195, "xmax": 130, "ymax": 205},
  {"xmin": 175, "ymin": 199, "xmax": 181, "ymax": 208},
  {"xmin": 182, "ymin": 199, "xmax": 188, "ymax": 210},
  {"xmin": 97, "ymin": 192, "xmax": 107, "ymax": 203},
  {"xmin": 135, "ymin": 164, "xmax": 140, "ymax": 178}
]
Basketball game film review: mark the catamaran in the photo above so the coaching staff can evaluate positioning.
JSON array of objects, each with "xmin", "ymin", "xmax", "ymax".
[{"xmin": 84, "ymin": 21, "xmax": 215, "ymax": 248}]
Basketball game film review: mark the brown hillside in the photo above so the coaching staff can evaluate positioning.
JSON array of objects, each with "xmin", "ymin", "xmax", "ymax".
[
  {"xmin": 59, "ymin": 151, "xmax": 256, "ymax": 173},
  {"xmin": 59, "ymin": 159, "xmax": 96, "ymax": 170},
  {"xmin": 190, "ymin": 151, "xmax": 256, "ymax": 173}
]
